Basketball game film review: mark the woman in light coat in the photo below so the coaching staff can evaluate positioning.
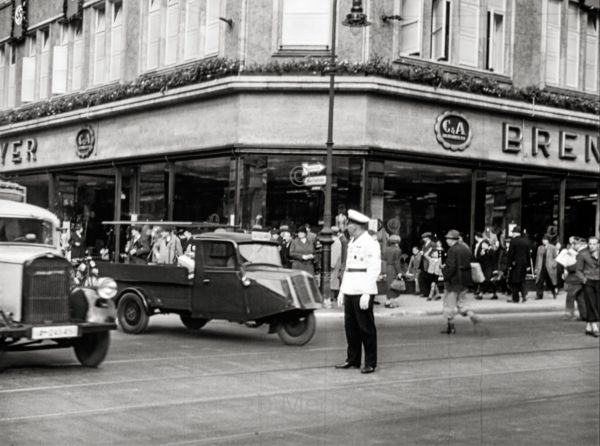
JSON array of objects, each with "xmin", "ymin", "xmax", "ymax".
[{"xmin": 534, "ymin": 234, "xmax": 558, "ymax": 299}]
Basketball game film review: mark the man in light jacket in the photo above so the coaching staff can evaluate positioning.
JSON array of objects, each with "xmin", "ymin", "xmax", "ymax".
[{"xmin": 534, "ymin": 234, "xmax": 558, "ymax": 299}]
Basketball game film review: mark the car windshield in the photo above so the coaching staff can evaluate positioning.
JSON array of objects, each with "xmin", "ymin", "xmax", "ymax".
[
  {"xmin": 238, "ymin": 243, "xmax": 282, "ymax": 266},
  {"xmin": 0, "ymin": 217, "xmax": 55, "ymax": 245}
]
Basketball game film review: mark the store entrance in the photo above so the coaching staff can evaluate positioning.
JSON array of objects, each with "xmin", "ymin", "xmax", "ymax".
[{"xmin": 56, "ymin": 168, "xmax": 115, "ymax": 257}]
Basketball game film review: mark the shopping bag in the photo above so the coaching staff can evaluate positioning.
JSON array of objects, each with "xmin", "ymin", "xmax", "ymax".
[
  {"xmin": 470, "ymin": 262, "xmax": 485, "ymax": 284},
  {"xmin": 390, "ymin": 278, "xmax": 406, "ymax": 292}
]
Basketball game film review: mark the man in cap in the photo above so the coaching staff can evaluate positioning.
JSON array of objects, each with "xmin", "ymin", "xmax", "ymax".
[
  {"xmin": 441, "ymin": 230, "xmax": 480, "ymax": 334},
  {"xmin": 335, "ymin": 209, "xmax": 381, "ymax": 374},
  {"xmin": 506, "ymin": 226, "xmax": 531, "ymax": 303}
]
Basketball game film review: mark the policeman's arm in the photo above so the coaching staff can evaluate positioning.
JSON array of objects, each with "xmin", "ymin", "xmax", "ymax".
[{"xmin": 366, "ymin": 240, "xmax": 382, "ymax": 284}]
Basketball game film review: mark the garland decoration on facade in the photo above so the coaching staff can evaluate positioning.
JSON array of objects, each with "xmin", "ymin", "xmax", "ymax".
[{"xmin": 1, "ymin": 57, "xmax": 598, "ymax": 126}]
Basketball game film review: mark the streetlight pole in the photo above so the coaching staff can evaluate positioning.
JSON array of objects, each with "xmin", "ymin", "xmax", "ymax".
[{"xmin": 319, "ymin": 0, "xmax": 370, "ymax": 302}]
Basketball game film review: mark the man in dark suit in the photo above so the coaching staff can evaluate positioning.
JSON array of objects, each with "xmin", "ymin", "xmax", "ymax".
[
  {"xmin": 506, "ymin": 226, "xmax": 531, "ymax": 303},
  {"xmin": 441, "ymin": 230, "xmax": 480, "ymax": 334}
]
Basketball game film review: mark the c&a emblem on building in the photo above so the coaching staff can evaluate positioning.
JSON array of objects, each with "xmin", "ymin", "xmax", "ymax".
[{"xmin": 76, "ymin": 126, "xmax": 95, "ymax": 159}]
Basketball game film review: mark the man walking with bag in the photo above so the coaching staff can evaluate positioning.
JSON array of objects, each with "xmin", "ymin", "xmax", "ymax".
[
  {"xmin": 335, "ymin": 210, "xmax": 381, "ymax": 374},
  {"xmin": 441, "ymin": 230, "xmax": 480, "ymax": 334}
]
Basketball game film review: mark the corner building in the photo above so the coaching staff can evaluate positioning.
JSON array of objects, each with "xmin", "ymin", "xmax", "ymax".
[{"xmin": 0, "ymin": 0, "xmax": 598, "ymax": 257}]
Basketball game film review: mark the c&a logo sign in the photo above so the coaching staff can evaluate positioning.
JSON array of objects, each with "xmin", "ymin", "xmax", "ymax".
[{"xmin": 434, "ymin": 111, "xmax": 472, "ymax": 152}]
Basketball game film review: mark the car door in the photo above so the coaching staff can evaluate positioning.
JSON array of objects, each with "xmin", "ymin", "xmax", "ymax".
[{"xmin": 193, "ymin": 240, "xmax": 246, "ymax": 320}]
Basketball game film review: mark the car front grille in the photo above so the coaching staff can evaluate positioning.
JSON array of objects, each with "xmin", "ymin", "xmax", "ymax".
[
  {"xmin": 291, "ymin": 274, "xmax": 322, "ymax": 306},
  {"xmin": 22, "ymin": 257, "xmax": 72, "ymax": 324}
]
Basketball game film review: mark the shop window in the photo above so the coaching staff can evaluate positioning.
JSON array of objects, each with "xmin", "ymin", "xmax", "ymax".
[
  {"xmin": 10, "ymin": 174, "xmax": 50, "ymax": 209},
  {"xmin": 564, "ymin": 179, "xmax": 598, "ymax": 240},
  {"xmin": 486, "ymin": 0, "xmax": 505, "ymax": 73},
  {"xmin": 399, "ymin": 0, "xmax": 422, "ymax": 56},
  {"xmin": 144, "ymin": 0, "xmax": 221, "ymax": 72},
  {"xmin": 521, "ymin": 174, "xmax": 560, "ymax": 244},
  {"xmin": 240, "ymin": 155, "xmax": 362, "ymax": 232},
  {"xmin": 173, "ymin": 158, "xmax": 235, "ymax": 224},
  {"xmin": 55, "ymin": 169, "xmax": 116, "ymax": 257},
  {"xmin": 280, "ymin": 0, "xmax": 332, "ymax": 50},
  {"xmin": 458, "ymin": 0, "xmax": 480, "ymax": 67},
  {"xmin": 140, "ymin": 163, "xmax": 168, "ymax": 221},
  {"xmin": 384, "ymin": 161, "xmax": 472, "ymax": 252},
  {"xmin": 431, "ymin": 0, "xmax": 451, "ymax": 61},
  {"xmin": 584, "ymin": 15, "xmax": 599, "ymax": 92}
]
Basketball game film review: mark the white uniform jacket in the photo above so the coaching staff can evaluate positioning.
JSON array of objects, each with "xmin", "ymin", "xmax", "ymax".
[{"xmin": 339, "ymin": 231, "xmax": 381, "ymax": 295}]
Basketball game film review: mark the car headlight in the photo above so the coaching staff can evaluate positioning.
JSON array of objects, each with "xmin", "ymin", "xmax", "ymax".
[{"xmin": 96, "ymin": 277, "xmax": 118, "ymax": 299}]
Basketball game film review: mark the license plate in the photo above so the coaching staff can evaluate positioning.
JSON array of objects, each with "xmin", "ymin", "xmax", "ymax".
[{"xmin": 31, "ymin": 325, "xmax": 78, "ymax": 340}]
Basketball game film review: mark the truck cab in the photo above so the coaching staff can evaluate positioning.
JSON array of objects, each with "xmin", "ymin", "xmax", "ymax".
[{"xmin": 0, "ymin": 199, "xmax": 117, "ymax": 368}]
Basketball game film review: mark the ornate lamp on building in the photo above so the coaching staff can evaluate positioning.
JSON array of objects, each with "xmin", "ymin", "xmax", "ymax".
[{"xmin": 320, "ymin": 0, "xmax": 370, "ymax": 302}]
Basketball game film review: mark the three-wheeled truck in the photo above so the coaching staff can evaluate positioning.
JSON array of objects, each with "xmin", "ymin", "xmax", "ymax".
[{"xmin": 98, "ymin": 229, "xmax": 322, "ymax": 345}]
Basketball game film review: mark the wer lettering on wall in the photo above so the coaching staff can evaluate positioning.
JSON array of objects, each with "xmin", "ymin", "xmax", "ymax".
[
  {"xmin": 502, "ymin": 123, "xmax": 599, "ymax": 164},
  {"xmin": 0, "ymin": 138, "xmax": 37, "ymax": 166}
]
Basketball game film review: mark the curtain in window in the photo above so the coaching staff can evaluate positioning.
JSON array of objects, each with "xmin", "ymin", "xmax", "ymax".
[
  {"xmin": 545, "ymin": 0, "xmax": 561, "ymax": 84},
  {"xmin": 400, "ymin": 0, "xmax": 422, "ymax": 56},
  {"xmin": 281, "ymin": 0, "xmax": 331, "ymax": 47},
  {"xmin": 458, "ymin": 0, "xmax": 480, "ymax": 67}
]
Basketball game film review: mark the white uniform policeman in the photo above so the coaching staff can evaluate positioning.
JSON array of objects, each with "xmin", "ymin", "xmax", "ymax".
[{"xmin": 335, "ymin": 209, "xmax": 381, "ymax": 374}]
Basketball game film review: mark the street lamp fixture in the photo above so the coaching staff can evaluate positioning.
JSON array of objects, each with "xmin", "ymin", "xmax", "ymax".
[{"xmin": 319, "ymin": 0, "xmax": 370, "ymax": 303}]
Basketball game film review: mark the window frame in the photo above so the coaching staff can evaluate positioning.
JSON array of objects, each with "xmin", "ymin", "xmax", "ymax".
[{"xmin": 277, "ymin": 0, "xmax": 333, "ymax": 53}]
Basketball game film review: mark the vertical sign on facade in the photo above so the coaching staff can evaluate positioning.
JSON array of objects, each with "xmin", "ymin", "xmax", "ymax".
[
  {"xmin": 11, "ymin": 0, "xmax": 28, "ymax": 43},
  {"xmin": 64, "ymin": 0, "xmax": 83, "ymax": 22}
]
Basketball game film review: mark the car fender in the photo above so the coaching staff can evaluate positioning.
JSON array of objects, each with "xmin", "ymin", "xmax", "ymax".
[{"xmin": 115, "ymin": 288, "xmax": 152, "ymax": 314}]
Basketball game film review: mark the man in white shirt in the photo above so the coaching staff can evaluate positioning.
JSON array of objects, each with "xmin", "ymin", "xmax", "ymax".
[{"xmin": 335, "ymin": 209, "xmax": 381, "ymax": 374}]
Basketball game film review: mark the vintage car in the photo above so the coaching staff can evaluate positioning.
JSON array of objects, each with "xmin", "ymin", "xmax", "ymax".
[
  {"xmin": 0, "ymin": 199, "xmax": 117, "ymax": 368},
  {"xmin": 98, "ymin": 229, "xmax": 323, "ymax": 345}
]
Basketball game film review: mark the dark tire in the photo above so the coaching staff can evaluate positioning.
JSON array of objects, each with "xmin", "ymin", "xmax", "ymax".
[
  {"xmin": 73, "ymin": 331, "xmax": 110, "ymax": 367},
  {"xmin": 180, "ymin": 315, "xmax": 210, "ymax": 330},
  {"xmin": 276, "ymin": 312, "xmax": 316, "ymax": 346},
  {"xmin": 117, "ymin": 293, "xmax": 149, "ymax": 334}
]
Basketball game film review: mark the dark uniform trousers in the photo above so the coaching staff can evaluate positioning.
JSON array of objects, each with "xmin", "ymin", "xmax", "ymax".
[{"xmin": 344, "ymin": 294, "xmax": 377, "ymax": 368}]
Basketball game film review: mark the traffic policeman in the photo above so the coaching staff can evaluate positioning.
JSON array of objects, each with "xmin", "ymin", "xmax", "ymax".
[{"xmin": 335, "ymin": 209, "xmax": 381, "ymax": 374}]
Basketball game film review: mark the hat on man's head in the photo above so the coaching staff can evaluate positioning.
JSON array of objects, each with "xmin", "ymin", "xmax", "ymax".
[
  {"xmin": 444, "ymin": 229, "xmax": 461, "ymax": 240},
  {"xmin": 347, "ymin": 209, "xmax": 370, "ymax": 225},
  {"xmin": 389, "ymin": 234, "xmax": 401, "ymax": 243},
  {"xmin": 421, "ymin": 232, "xmax": 433, "ymax": 239},
  {"xmin": 279, "ymin": 225, "xmax": 290, "ymax": 232}
]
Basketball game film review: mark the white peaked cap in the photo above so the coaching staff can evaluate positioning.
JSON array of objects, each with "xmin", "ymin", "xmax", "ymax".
[{"xmin": 347, "ymin": 209, "xmax": 370, "ymax": 224}]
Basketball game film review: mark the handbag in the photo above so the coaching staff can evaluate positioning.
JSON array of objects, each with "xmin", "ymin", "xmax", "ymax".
[
  {"xmin": 390, "ymin": 277, "xmax": 406, "ymax": 292},
  {"xmin": 470, "ymin": 262, "xmax": 485, "ymax": 284}
]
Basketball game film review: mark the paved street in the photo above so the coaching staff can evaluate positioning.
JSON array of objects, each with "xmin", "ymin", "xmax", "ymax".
[{"xmin": 1, "ymin": 308, "xmax": 598, "ymax": 446}]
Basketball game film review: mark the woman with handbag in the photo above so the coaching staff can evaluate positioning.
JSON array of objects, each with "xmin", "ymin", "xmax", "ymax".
[{"xmin": 383, "ymin": 235, "xmax": 403, "ymax": 308}]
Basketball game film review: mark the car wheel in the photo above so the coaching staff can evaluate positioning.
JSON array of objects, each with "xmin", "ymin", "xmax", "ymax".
[
  {"xmin": 180, "ymin": 315, "xmax": 210, "ymax": 330},
  {"xmin": 73, "ymin": 331, "xmax": 110, "ymax": 367},
  {"xmin": 117, "ymin": 293, "xmax": 149, "ymax": 334},
  {"xmin": 276, "ymin": 312, "xmax": 316, "ymax": 346}
]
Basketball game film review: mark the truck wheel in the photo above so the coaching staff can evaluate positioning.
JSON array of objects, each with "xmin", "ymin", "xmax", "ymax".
[
  {"xmin": 117, "ymin": 293, "xmax": 149, "ymax": 334},
  {"xmin": 180, "ymin": 315, "xmax": 210, "ymax": 330},
  {"xmin": 73, "ymin": 331, "xmax": 110, "ymax": 367},
  {"xmin": 276, "ymin": 312, "xmax": 316, "ymax": 346}
]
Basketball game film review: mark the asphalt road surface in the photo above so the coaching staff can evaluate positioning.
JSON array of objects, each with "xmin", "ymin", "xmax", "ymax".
[{"xmin": 1, "ymin": 312, "xmax": 598, "ymax": 446}]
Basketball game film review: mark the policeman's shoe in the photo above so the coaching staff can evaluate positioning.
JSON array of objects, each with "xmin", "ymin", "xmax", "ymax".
[
  {"xmin": 360, "ymin": 365, "xmax": 376, "ymax": 374},
  {"xmin": 335, "ymin": 361, "xmax": 360, "ymax": 369},
  {"xmin": 441, "ymin": 323, "xmax": 456, "ymax": 334}
]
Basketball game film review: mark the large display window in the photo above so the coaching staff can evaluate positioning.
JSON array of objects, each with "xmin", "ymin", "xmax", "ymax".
[
  {"xmin": 564, "ymin": 179, "xmax": 599, "ymax": 240},
  {"xmin": 383, "ymin": 161, "xmax": 472, "ymax": 251}
]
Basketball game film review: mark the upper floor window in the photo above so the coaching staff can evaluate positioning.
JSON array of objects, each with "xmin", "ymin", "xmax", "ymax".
[
  {"xmin": 400, "ymin": 0, "xmax": 422, "ymax": 56},
  {"xmin": 431, "ymin": 0, "xmax": 451, "ymax": 61},
  {"xmin": 110, "ymin": 1, "xmax": 124, "ymax": 80},
  {"xmin": 21, "ymin": 30, "xmax": 50, "ymax": 103},
  {"xmin": 458, "ymin": 0, "xmax": 480, "ymax": 67},
  {"xmin": 52, "ymin": 21, "xmax": 84, "ymax": 95},
  {"xmin": 545, "ymin": 0, "xmax": 597, "ymax": 91},
  {"xmin": 94, "ymin": 4, "xmax": 107, "ymax": 84},
  {"xmin": 0, "ymin": 44, "xmax": 6, "ymax": 109},
  {"xmin": 584, "ymin": 14, "xmax": 599, "ymax": 92},
  {"xmin": 486, "ymin": 0, "xmax": 505, "ymax": 73},
  {"xmin": 280, "ymin": 0, "xmax": 332, "ymax": 49},
  {"xmin": 144, "ymin": 0, "xmax": 222, "ymax": 72}
]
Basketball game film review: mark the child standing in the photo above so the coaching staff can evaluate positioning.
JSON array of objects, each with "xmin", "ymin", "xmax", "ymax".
[{"xmin": 425, "ymin": 249, "xmax": 443, "ymax": 300}]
